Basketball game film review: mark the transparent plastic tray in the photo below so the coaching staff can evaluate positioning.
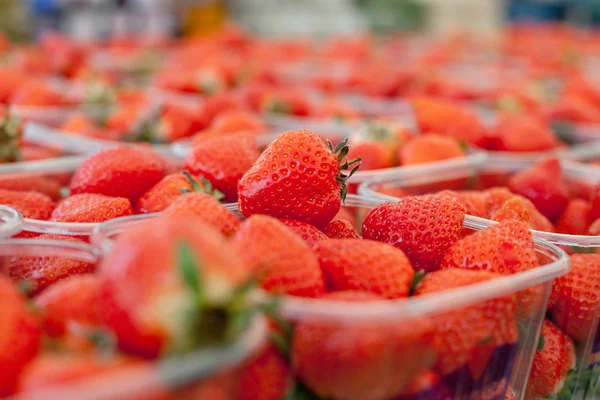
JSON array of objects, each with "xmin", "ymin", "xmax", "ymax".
[
  {"xmin": 11, "ymin": 106, "xmax": 79, "ymax": 128},
  {"xmin": 2, "ymin": 237, "xmax": 267, "ymax": 400},
  {"xmin": 92, "ymin": 194, "xmax": 571, "ymax": 400},
  {"xmin": 0, "ymin": 206, "xmax": 22, "ymax": 238}
]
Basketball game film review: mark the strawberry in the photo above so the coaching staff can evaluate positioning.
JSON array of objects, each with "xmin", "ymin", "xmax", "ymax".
[
  {"xmin": 185, "ymin": 132, "xmax": 260, "ymax": 202},
  {"xmin": 0, "ymin": 275, "xmax": 42, "ymax": 395},
  {"xmin": 0, "ymin": 174, "xmax": 62, "ymax": 200},
  {"xmin": 556, "ymin": 198, "xmax": 593, "ymax": 235},
  {"xmin": 238, "ymin": 345, "xmax": 292, "ymax": 400},
  {"xmin": 7, "ymin": 234, "xmax": 96, "ymax": 295},
  {"xmin": 519, "ymin": 195, "xmax": 556, "ymax": 232},
  {"xmin": 162, "ymin": 192, "xmax": 240, "ymax": 237},
  {"xmin": 351, "ymin": 120, "xmax": 412, "ymax": 153},
  {"xmin": 346, "ymin": 141, "xmax": 394, "ymax": 171},
  {"xmin": 589, "ymin": 183, "xmax": 600, "ymax": 221},
  {"xmin": 314, "ymin": 238, "xmax": 414, "ymax": 299},
  {"xmin": 0, "ymin": 189, "xmax": 55, "ymax": 220},
  {"xmin": 34, "ymin": 274, "xmax": 102, "ymax": 338},
  {"xmin": 491, "ymin": 197, "xmax": 531, "ymax": 226},
  {"xmin": 0, "ymin": 67, "xmax": 26, "ymax": 104},
  {"xmin": 279, "ymin": 219, "xmax": 328, "ymax": 246},
  {"xmin": 291, "ymin": 291, "xmax": 436, "ymax": 400},
  {"xmin": 487, "ymin": 114, "xmax": 560, "ymax": 152},
  {"xmin": 589, "ymin": 218, "xmax": 600, "ymax": 235},
  {"xmin": 551, "ymin": 254, "xmax": 600, "ymax": 342},
  {"xmin": 0, "ymin": 109, "xmax": 23, "ymax": 163},
  {"xmin": 196, "ymin": 93, "xmax": 243, "ymax": 130},
  {"xmin": 322, "ymin": 219, "xmax": 360, "ymax": 239},
  {"xmin": 399, "ymin": 134, "xmax": 465, "ymax": 166},
  {"xmin": 508, "ymin": 158, "xmax": 568, "ymax": 221},
  {"xmin": 206, "ymin": 109, "xmax": 265, "ymax": 136},
  {"xmin": 230, "ymin": 215, "xmax": 325, "ymax": 298},
  {"xmin": 238, "ymin": 130, "xmax": 361, "ymax": 228},
  {"xmin": 50, "ymin": 193, "xmax": 132, "ymax": 223},
  {"xmin": 334, "ymin": 207, "xmax": 356, "ymax": 226},
  {"xmin": 99, "ymin": 214, "xmax": 252, "ymax": 358},
  {"xmin": 395, "ymin": 370, "xmax": 453, "ymax": 400},
  {"xmin": 438, "ymin": 190, "xmax": 486, "ymax": 218},
  {"xmin": 362, "ymin": 195, "xmax": 465, "ymax": 272},
  {"xmin": 60, "ymin": 112, "xmax": 103, "ymax": 137},
  {"xmin": 136, "ymin": 171, "xmax": 208, "ymax": 214},
  {"xmin": 412, "ymin": 97, "xmax": 487, "ymax": 147},
  {"xmin": 526, "ymin": 319, "xmax": 576, "ymax": 399},
  {"xmin": 70, "ymin": 147, "xmax": 167, "ymax": 204},
  {"xmin": 483, "ymin": 187, "xmax": 516, "ymax": 217},
  {"xmin": 125, "ymin": 104, "xmax": 197, "ymax": 143},
  {"xmin": 10, "ymin": 80, "xmax": 69, "ymax": 107},
  {"xmin": 414, "ymin": 269, "xmax": 517, "ymax": 380}
]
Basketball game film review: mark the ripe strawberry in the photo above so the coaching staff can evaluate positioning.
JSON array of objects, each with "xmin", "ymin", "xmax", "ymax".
[
  {"xmin": 508, "ymin": 158, "xmax": 568, "ymax": 221},
  {"xmin": 50, "ymin": 193, "xmax": 133, "ymax": 223},
  {"xmin": 231, "ymin": 215, "xmax": 325, "ymax": 298},
  {"xmin": 99, "ymin": 214, "xmax": 251, "ymax": 358},
  {"xmin": 0, "ymin": 67, "xmax": 26, "ymax": 104},
  {"xmin": 526, "ymin": 319, "xmax": 576, "ymax": 399},
  {"xmin": 136, "ymin": 171, "xmax": 209, "ymax": 214},
  {"xmin": 60, "ymin": 112, "xmax": 103, "ymax": 138},
  {"xmin": 185, "ymin": 132, "xmax": 260, "ymax": 202},
  {"xmin": 314, "ymin": 239, "xmax": 414, "ymax": 299},
  {"xmin": 395, "ymin": 370, "xmax": 453, "ymax": 400},
  {"xmin": 399, "ymin": 134, "xmax": 465, "ymax": 166},
  {"xmin": 362, "ymin": 195, "xmax": 465, "ymax": 272},
  {"xmin": 491, "ymin": 197, "xmax": 531, "ymax": 225},
  {"xmin": 322, "ymin": 219, "xmax": 360, "ymax": 239},
  {"xmin": 438, "ymin": 190, "xmax": 486, "ymax": 218},
  {"xmin": 206, "ymin": 109, "xmax": 265, "ymax": 136},
  {"xmin": 346, "ymin": 141, "xmax": 394, "ymax": 171},
  {"xmin": 70, "ymin": 147, "xmax": 167, "ymax": 204},
  {"xmin": 519, "ymin": 195, "xmax": 556, "ymax": 232},
  {"xmin": 291, "ymin": 291, "xmax": 436, "ymax": 400},
  {"xmin": 238, "ymin": 130, "xmax": 361, "ymax": 228},
  {"xmin": 589, "ymin": 218, "xmax": 600, "ymax": 235},
  {"xmin": 556, "ymin": 198, "xmax": 593, "ymax": 235},
  {"xmin": 551, "ymin": 254, "xmax": 600, "ymax": 342},
  {"xmin": 414, "ymin": 269, "xmax": 517, "ymax": 379},
  {"xmin": 34, "ymin": 275, "xmax": 102, "ymax": 338},
  {"xmin": 238, "ymin": 345, "xmax": 292, "ymax": 400},
  {"xmin": 7, "ymin": 234, "xmax": 96, "ymax": 295},
  {"xmin": 589, "ymin": 183, "xmax": 600, "ymax": 221},
  {"xmin": 487, "ymin": 114, "xmax": 560, "ymax": 152},
  {"xmin": 483, "ymin": 187, "xmax": 516, "ymax": 217},
  {"xmin": 0, "ymin": 275, "xmax": 42, "ymax": 395},
  {"xmin": 196, "ymin": 93, "xmax": 243, "ymax": 130},
  {"xmin": 412, "ymin": 97, "xmax": 487, "ymax": 147},
  {"xmin": 0, "ymin": 189, "xmax": 55, "ymax": 220},
  {"xmin": 0, "ymin": 174, "xmax": 62, "ymax": 200},
  {"xmin": 162, "ymin": 192, "xmax": 240, "ymax": 237},
  {"xmin": 10, "ymin": 80, "xmax": 69, "ymax": 107},
  {"xmin": 279, "ymin": 219, "xmax": 328, "ymax": 246}
]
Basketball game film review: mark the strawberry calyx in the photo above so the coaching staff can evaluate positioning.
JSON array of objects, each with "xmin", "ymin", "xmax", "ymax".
[
  {"xmin": 265, "ymin": 97, "xmax": 293, "ymax": 115},
  {"xmin": 409, "ymin": 269, "xmax": 426, "ymax": 295},
  {"xmin": 176, "ymin": 241, "xmax": 257, "ymax": 352},
  {"xmin": 547, "ymin": 367, "xmax": 600, "ymax": 400},
  {"xmin": 537, "ymin": 334, "xmax": 545, "ymax": 352},
  {"xmin": 126, "ymin": 105, "xmax": 165, "ymax": 144},
  {"xmin": 0, "ymin": 110, "xmax": 22, "ymax": 163},
  {"xmin": 360, "ymin": 121, "xmax": 398, "ymax": 144},
  {"xmin": 179, "ymin": 171, "xmax": 224, "ymax": 201},
  {"xmin": 329, "ymin": 138, "xmax": 361, "ymax": 202}
]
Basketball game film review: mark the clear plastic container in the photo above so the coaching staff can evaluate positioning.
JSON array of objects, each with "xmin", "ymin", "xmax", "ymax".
[
  {"xmin": 0, "ymin": 206, "xmax": 22, "ymax": 238},
  {"xmin": 359, "ymin": 160, "xmax": 600, "ymax": 398},
  {"xmin": 92, "ymin": 194, "xmax": 570, "ymax": 400},
  {"xmin": 2, "ymin": 237, "xmax": 267, "ymax": 400}
]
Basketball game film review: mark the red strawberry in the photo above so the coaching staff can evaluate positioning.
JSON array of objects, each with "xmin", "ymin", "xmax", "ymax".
[
  {"xmin": 589, "ymin": 218, "xmax": 600, "ymax": 235},
  {"xmin": 551, "ymin": 254, "xmax": 600, "ymax": 342},
  {"xmin": 322, "ymin": 219, "xmax": 360, "ymax": 239},
  {"xmin": 414, "ymin": 269, "xmax": 517, "ymax": 378},
  {"xmin": 162, "ymin": 192, "xmax": 240, "ymax": 237},
  {"xmin": 185, "ymin": 132, "xmax": 260, "ymax": 202},
  {"xmin": 238, "ymin": 130, "xmax": 361, "ymax": 228},
  {"xmin": 70, "ymin": 147, "xmax": 167, "ymax": 204},
  {"xmin": 7, "ymin": 234, "xmax": 96, "ymax": 295},
  {"xmin": 346, "ymin": 141, "xmax": 394, "ymax": 171},
  {"xmin": 400, "ymin": 134, "xmax": 465, "ymax": 166},
  {"xmin": 0, "ymin": 175, "xmax": 62, "ymax": 200},
  {"xmin": 0, "ymin": 189, "xmax": 55, "ymax": 220},
  {"xmin": 491, "ymin": 197, "xmax": 531, "ymax": 226},
  {"xmin": 438, "ymin": 190, "xmax": 486, "ymax": 218},
  {"xmin": 508, "ymin": 158, "xmax": 568, "ymax": 221},
  {"xmin": 483, "ymin": 187, "xmax": 516, "ymax": 217},
  {"xmin": 0, "ymin": 275, "xmax": 42, "ymax": 395},
  {"xmin": 362, "ymin": 195, "xmax": 466, "ymax": 272},
  {"xmin": 136, "ymin": 171, "xmax": 208, "ymax": 214},
  {"xmin": 395, "ymin": 370, "xmax": 453, "ymax": 400},
  {"xmin": 231, "ymin": 215, "xmax": 325, "ymax": 298},
  {"xmin": 34, "ymin": 275, "xmax": 101, "ymax": 338},
  {"xmin": 556, "ymin": 198, "xmax": 593, "ymax": 235},
  {"xmin": 291, "ymin": 291, "xmax": 436, "ymax": 400},
  {"xmin": 196, "ymin": 93, "xmax": 243, "ymax": 130},
  {"xmin": 50, "ymin": 193, "xmax": 133, "ymax": 223},
  {"xmin": 238, "ymin": 345, "xmax": 292, "ymax": 400},
  {"xmin": 99, "ymin": 214, "xmax": 251, "ymax": 358},
  {"xmin": 487, "ymin": 114, "xmax": 560, "ymax": 152},
  {"xmin": 279, "ymin": 219, "xmax": 328, "ymax": 246},
  {"xmin": 526, "ymin": 320, "xmax": 576, "ymax": 399},
  {"xmin": 314, "ymin": 238, "xmax": 414, "ymax": 299},
  {"xmin": 589, "ymin": 183, "xmax": 600, "ymax": 221},
  {"xmin": 519, "ymin": 195, "xmax": 556, "ymax": 232}
]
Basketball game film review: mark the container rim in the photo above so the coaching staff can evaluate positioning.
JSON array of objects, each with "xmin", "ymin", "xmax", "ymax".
[
  {"xmin": 0, "ymin": 206, "xmax": 23, "ymax": 238},
  {"xmin": 91, "ymin": 194, "xmax": 570, "ymax": 323}
]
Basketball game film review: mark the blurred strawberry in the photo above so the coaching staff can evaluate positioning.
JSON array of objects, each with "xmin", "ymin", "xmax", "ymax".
[
  {"xmin": 556, "ymin": 198, "xmax": 592, "ymax": 235},
  {"xmin": 400, "ymin": 134, "xmax": 465, "ymax": 166},
  {"xmin": 322, "ymin": 219, "xmax": 360, "ymax": 239},
  {"xmin": 136, "ymin": 171, "xmax": 207, "ymax": 214},
  {"xmin": 0, "ymin": 189, "xmax": 55, "ymax": 220},
  {"xmin": 487, "ymin": 114, "xmax": 561, "ymax": 152},
  {"xmin": 279, "ymin": 219, "xmax": 328, "ymax": 246},
  {"xmin": 50, "ymin": 193, "xmax": 133, "ymax": 223},
  {"xmin": 347, "ymin": 140, "xmax": 394, "ymax": 170}
]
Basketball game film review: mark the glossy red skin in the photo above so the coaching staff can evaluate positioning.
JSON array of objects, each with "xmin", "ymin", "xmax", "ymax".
[
  {"xmin": 0, "ymin": 275, "xmax": 42, "ymax": 396},
  {"xmin": 50, "ymin": 193, "xmax": 133, "ymax": 223},
  {"xmin": 34, "ymin": 275, "xmax": 101, "ymax": 337},
  {"xmin": 70, "ymin": 147, "xmax": 168, "ymax": 204},
  {"xmin": 590, "ymin": 184, "xmax": 600, "ymax": 221},
  {"xmin": 0, "ymin": 189, "xmax": 56, "ymax": 220},
  {"xmin": 136, "ymin": 172, "xmax": 203, "ymax": 214},
  {"xmin": 279, "ymin": 218, "xmax": 328, "ymax": 246},
  {"xmin": 196, "ymin": 93, "xmax": 243, "ymax": 131},
  {"xmin": 238, "ymin": 129, "xmax": 343, "ymax": 228},
  {"xmin": 362, "ymin": 196, "xmax": 466, "ymax": 272},
  {"xmin": 185, "ymin": 132, "xmax": 260, "ymax": 202},
  {"xmin": 487, "ymin": 115, "xmax": 561, "ymax": 152},
  {"xmin": 556, "ymin": 198, "xmax": 593, "ymax": 235},
  {"xmin": 314, "ymin": 239, "xmax": 414, "ymax": 299},
  {"xmin": 400, "ymin": 134, "xmax": 464, "ymax": 166},
  {"xmin": 238, "ymin": 345, "xmax": 292, "ymax": 400},
  {"xmin": 0, "ymin": 175, "xmax": 61, "ymax": 200},
  {"xmin": 322, "ymin": 219, "xmax": 360, "ymax": 239},
  {"xmin": 346, "ymin": 141, "xmax": 394, "ymax": 171}
]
